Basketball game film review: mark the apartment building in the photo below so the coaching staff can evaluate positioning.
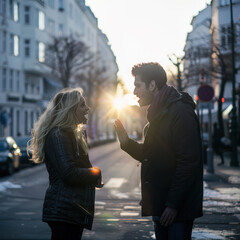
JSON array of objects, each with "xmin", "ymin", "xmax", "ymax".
[
  {"xmin": 183, "ymin": 0, "xmax": 240, "ymax": 100},
  {"xmin": 0, "ymin": 0, "xmax": 118, "ymax": 138}
]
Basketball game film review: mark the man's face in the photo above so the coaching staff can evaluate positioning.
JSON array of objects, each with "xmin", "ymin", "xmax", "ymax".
[{"xmin": 133, "ymin": 75, "xmax": 153, "ymax": 107}]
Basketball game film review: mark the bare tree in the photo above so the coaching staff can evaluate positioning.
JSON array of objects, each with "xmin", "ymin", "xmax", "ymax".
[
  {"xmin": 46, "ymin": 36, "xmax": 95, "ymax": 88},
  {"xmin": 168, "ymin": 55, "xmax": 185, "ymax": 91}
]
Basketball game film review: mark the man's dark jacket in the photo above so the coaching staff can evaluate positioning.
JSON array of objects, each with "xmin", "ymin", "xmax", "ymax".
[
  {"xmin": 42, "ymin": 127, "xmax": 100, "ymax": 230},
  {"xmin": 121, "ymin": 89, "xmax": 203, "ymax": 221}
]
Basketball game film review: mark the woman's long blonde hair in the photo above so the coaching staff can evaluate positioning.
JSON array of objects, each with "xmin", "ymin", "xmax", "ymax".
[{"xmin": 28, "ymin": 88, "xmax": 88, "ymax": 163}]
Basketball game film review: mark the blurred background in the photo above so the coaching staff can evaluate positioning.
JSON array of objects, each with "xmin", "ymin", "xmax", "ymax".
[{"xmin": 0, "ymin": 1, "xmax": 240, "ymax": 239}]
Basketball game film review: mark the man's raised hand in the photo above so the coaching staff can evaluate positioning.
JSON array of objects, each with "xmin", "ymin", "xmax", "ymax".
[{"xmin": 114, "ymin": 119, "xmax": 129, "ymax": 146}]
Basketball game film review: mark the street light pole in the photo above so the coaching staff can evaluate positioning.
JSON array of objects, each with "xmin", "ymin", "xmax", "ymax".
[{"xmin": 229, "ymin": 0, "xmax": 239, "ymax": 167}]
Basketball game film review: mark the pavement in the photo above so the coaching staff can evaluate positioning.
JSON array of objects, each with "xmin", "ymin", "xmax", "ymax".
[
  {"xmin": 0, "ymin": 144, "xmax": 240, "ymax": 240},
  {"xmin": 204, "ymin": 151, "xmax": 240, "ymax": 184},
  {"xmin": 84, "ymin": 150, "xmax": 240, "ymax": 240},
  {"xmin": 197, "ymin": 152, "xmax": 240, "ymax": 240}
]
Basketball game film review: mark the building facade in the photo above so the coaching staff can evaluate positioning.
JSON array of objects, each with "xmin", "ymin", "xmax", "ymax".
[
  {"xmin": 184, "ymin": 0, "xmax": 240, "ymax": 98},
  {"xmin": 183, "ymin": 0, "xmax": 240, "ymax": 130},
  {"xmin": 0, "ymin": 0, "xmax": 118, "ymax": 138}
]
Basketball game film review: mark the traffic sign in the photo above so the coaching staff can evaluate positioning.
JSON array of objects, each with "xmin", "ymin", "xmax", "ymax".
[{"xmin": 197, "ymin": 85, "xmax": 214, "ymax": 102}]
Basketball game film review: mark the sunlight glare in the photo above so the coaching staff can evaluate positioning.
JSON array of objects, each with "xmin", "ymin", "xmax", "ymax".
[{"xmin": 113, "ymin": 98, "xmax": 126, "ymax": 110}]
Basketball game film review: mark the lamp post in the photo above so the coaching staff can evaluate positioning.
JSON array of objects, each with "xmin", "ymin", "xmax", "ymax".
[{"xmin": 229, "ymin": 0, "xmax": 239, "ymax": 166}]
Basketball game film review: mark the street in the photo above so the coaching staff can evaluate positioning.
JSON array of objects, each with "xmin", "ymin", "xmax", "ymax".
[{"xmin": 0, "ymin": 142, "xmax": 239, "ymax": 240}]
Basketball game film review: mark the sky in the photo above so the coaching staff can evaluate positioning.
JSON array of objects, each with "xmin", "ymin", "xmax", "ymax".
[{"xmin": 86, "ymin": 0, "xmax": 211, "ymax": 93}]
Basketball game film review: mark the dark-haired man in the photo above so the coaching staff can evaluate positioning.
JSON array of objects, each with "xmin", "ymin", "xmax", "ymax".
[{"xmin": 115, "ymin": 62, "xmax": 203, "ymax": 240}]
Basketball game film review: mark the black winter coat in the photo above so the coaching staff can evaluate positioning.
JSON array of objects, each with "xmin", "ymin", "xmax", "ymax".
[
  {"xmin": 121, "ymin": 90, "xmax": 203, "ymax": 221},
  {"xmin": 42, "ymin": 127, "xmax": 100, "ymax": 230}
]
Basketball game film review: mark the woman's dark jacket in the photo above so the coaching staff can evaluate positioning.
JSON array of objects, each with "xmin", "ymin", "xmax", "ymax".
[
  {"xmin": 121, "ymin": 89, "xmax": 203, "ymax": 221},
  {"xmin": 42, "ymin": 127, "xmax": 100, "ymax": 230}
]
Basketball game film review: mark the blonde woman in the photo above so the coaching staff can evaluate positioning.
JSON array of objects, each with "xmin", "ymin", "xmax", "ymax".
[{"xmin": 28, "ymin": 88, "xmax": 102, "ymax": 240}]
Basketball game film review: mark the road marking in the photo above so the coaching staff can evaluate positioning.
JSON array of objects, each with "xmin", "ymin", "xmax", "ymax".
[
  {"xmin": 137, "ymin": 219, "xmax": 151, "ymax": 222},
  {"xmin": 124, "ymin": 205, "xmax": 141, "ymax": 210},
  {"xmin": 151, "ymin": 231, "xmax": 226, "ymax": 239},
  {"xmin": 95, "ymin": 201, "xmax": 106, "ymax": 205},
  {"xmin": 95, "ymin": 206, "xmax": 104, "ymax": 209},
  {"xmin": 104, "ymin": 178, "xmax": 127, "ymax": 188},
  {"xmin": 15, "ymin": 212, "xmax": 36, "ymax": 215},
  {"xmin": 110, "ymin": 190, "xmax": 129, "ymax": 199},
  {"xmin": 106, "ymin": 208, "xmax": 122, "ymax": 211},
  {"xmin": 0, "ymin": 181, "xmax": 21, "ymax": 192},
  {"xmin": 192, "ymin": 231, "xmax": 225, "ymax": 239},
  {"xmin": 235, "ymin": 214, "xmax": 240, "ymax": 221},
  {"xmin": 106, "ymin": 219, "xmax": 119, "ymax": 221},
  {"xmin": 120, "ymin": 211, "xmax": 139, "ymax": 216}
]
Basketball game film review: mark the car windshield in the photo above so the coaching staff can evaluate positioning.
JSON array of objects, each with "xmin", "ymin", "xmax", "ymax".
[
  {"xmin": 15, "ymin": 138, "xmax": 30, "ymax": 148},
  {"xmin": 0, "ymin": 141, "xmax": 8, "ymax": 151}
]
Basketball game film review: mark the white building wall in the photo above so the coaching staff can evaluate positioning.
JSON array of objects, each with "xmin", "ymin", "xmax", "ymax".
[{"xmin": 0, "ymin": 0, "xmax": 118, "ymax": 138}]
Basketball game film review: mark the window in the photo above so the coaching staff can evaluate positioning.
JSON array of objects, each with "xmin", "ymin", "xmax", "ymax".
[
  {"xmin": 221, "ymin": 0, "xmax": 238, "ymax": 5},
  {"xmin": 2, "ymin": 68, "xmax": 7, "ymax": 91},
  {"xmin": 24, "ymin": 6, "xmax": 30, "ymax": 24},
  {"xmin": 39, "ymin": 11, "xmax": 45, "ymax": 30},
  {"xmin": 31, "ymin": 111, "xmax": 34, "ymax": 129},
  {"xmin": 31, "ymin": 83, "xmax": 34, "ymax": 93},
  {"xmin": 36, "ymin": 9, "xmax": 45, "ymax": 30},
  {"xmin": 58, "ymin": 24, "xmax": 63, "ymax": 36},
  {"xmin": 10, "ymin": 108, "xmax": 13, "ymax": 136},
  {"xmin": 25, "ymin": 81, "xmax": 28, "ymax": 93},
  {"xmin": 24, "ymin": 39, "xmax": 30, "ymax": 57},
  {"xmin": 16, "ymin": 71, "xmax": 20, "ymax": 90},
  {"xmin": 2, "ymin": 31, "xmax": 6, "ymax": 53},
  {"xmin": 10, "ymin": 0, "xmax": 19, "ymax": 22},
  {"xmin": 69, "ymin": 3, "xmax": 72, "ymax": 18},
  {"xmin": 39, "ymin": 42, "xmax": 45, "ymax": 62},
  {"xmin": 227, "ymin": 26, "xmax": 232, "ymax": 46},
  {"xmin": 48, "ymin": 0, "xmax": 55, "ymax": 8},
  {"xmin": 16, "ymin": 110, "xmax": 20, "ymax": 135},
  {"xmin": 1, "ymin": 0, "xmax": 6, "ymax": 16},
  {"xmin": 221, "ymin": 24, "xmax": 237, "ymax": 49},
  {"xmin": 10, "ymin": 34, "xmax": 19, "ymax": 56},
  {"xmin": 36, "ymin": 42, "xmax": 45, "ymax": 62},
  {"xmin": 9, "ymin": 69, "xmax": 14, "ymax": 91},
  {"xmin": 25, "ymin": 111, "xmax": 28, "ymax": 135},
  {"xmin": 48, "ymin": 19, "xmax": 55, "ymax": 35},
  {"xmin": 59, "ymin": 0, "xmax": 63, "ymax": 9}
]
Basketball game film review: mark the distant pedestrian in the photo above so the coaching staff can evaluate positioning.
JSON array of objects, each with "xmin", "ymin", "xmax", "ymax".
[
  {"xmin": 212, "ymin": 123, "xmax": 224, "ymax": 165},
  {"xmin": 28, "ymin": 88, "xmax": 103, "ymax": 240},
  {"xmin": 115, "ymin": 62, "xmax": 203, "ymax": 240}
]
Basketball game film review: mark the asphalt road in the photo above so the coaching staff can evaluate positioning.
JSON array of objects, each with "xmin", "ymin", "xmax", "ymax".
[{"xmin": 0, "ymin": 142, "xmax": 239, "ymax": 240}]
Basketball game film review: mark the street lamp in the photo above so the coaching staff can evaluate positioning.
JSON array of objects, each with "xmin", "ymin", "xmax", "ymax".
[{"xmin": 229, "ymin": 0, "xmax": 239, "ymax": 167}]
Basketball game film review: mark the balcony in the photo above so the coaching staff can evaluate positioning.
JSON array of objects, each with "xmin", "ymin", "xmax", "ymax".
[
  {"xmin": 7, "ymin": 92, "xmax": 22, "ymax": 102},
  {"xmin": 23, "ymin": 59, "xmax": 51, "ymax": 75},
  {"xmin": 22, "ymin": 94, "xmax": 41, "ymax": 103}
]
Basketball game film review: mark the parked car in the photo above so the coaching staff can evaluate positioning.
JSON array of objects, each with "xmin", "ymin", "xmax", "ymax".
[
  {"xmin": 15, "ymin": 137, "xmax": 34, "ymax": 167},
  {"xmin": 0, "ymin": 136, "xmax": 21, "ymax": 175}
]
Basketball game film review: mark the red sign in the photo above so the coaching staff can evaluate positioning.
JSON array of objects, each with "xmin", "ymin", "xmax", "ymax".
[{"xmin": 197, "ymin": 85, "xmax": 214, "ymax": 102}]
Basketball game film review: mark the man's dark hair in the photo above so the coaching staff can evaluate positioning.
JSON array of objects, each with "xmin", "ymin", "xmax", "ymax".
[{"xmin": 131, "ymin": 62, "xmax": 167, "ymax": 89}]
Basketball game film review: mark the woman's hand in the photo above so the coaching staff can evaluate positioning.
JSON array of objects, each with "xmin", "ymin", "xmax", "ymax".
[
  {"xmin": 91, "ymin": 167, "xmax": 104, "ymax": 188},
  {"xmin": 114, "ymin": 119, "xmax": 129, "ymax": 146}
]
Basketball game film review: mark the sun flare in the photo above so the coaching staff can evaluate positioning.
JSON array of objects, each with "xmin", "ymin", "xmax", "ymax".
[{"xmin": 113, "ymin": 97, "xmax": 126, "ymax": 110}]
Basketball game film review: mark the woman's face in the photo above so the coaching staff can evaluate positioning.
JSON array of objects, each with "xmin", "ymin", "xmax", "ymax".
[{"xmin": 75, "ymin": 99, "xmax": 89, "ymax": 124}]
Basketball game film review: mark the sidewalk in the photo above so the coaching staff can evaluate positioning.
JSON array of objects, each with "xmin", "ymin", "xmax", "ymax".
[
  {"xmin": 204, "ymin": 151, "xmax": 240, "ymax": 184},
  {"xmin": 197, "ymin": 152, "xmax": 240, "ymax": 240}
]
